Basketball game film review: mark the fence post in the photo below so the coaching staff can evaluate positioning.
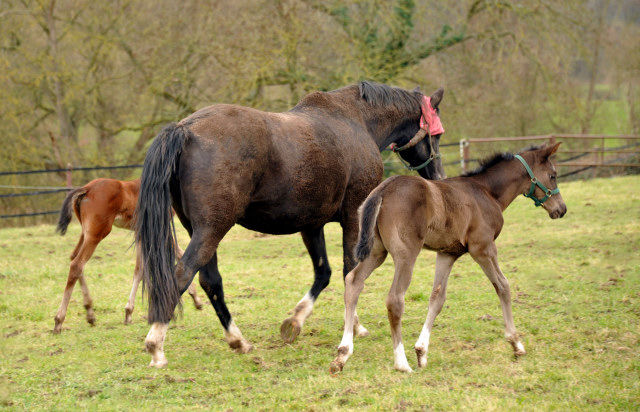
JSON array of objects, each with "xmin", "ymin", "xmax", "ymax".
[
  {"xmin": 460, "ymin": 139, "xmax": 470, "ymax": 173},
  {"xmin": 66, "ymin": 163, "xmax": 73, "ymax": 188}
]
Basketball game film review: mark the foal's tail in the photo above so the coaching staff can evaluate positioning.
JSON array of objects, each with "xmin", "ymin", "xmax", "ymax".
[
  {"xmin": 354, "ymin": 189, "xmax": 384, "ymax": 262},
  {"xmin": 135, "ymin": 123, "xmax": 191, "ymax": 324},
  {"xmin": 56, "ymin": 187, "xmax": 87, "ymax": 235}
]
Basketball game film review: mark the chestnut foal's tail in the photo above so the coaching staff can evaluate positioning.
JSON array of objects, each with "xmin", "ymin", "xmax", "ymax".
[
  {"xmin": 354, "ymin": 190, "xmax": 384, "ymax": 262},
  {"xmin": 56, "ymin": 187, "xmax": 87, "ymax": 235},
  {"xmin": 135, "ymin": 123, "xmax": 191, "ymax": 324}
]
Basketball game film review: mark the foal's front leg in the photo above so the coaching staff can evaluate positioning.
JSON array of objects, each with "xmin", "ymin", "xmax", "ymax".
[
  {"xmin": 414, "ymin": 253, "xmax": 457, "ymax": 368},
  {"xmin": 470, "ymin": 243, "xmax": 526, "ymax": 357}
]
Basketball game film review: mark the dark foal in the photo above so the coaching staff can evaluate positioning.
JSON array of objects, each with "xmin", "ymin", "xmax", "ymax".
[
  {"xmin": 136, "ymin": 82, "xmax": 447, "ymax": 367},
  {"xmin": 331, "ymin": 143, "xmax": 566, "ymax": 373},
  {"xmin": 54, "ymin": 178, "xmax": 202, "ymax": 334}
]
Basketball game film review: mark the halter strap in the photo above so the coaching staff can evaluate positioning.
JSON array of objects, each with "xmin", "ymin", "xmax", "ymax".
[{"xmin": 514, "ymin": 154, "xmax": 560, "ymax": 207}]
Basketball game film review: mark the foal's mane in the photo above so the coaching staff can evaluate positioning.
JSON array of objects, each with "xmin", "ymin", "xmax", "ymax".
[
  {"xmin": 358, "ymin": 81, "xmax": 422, "ymax": 114},
  {"xmin": 463, "ymin": 145, "xmax": 544, "ymax": 177}
]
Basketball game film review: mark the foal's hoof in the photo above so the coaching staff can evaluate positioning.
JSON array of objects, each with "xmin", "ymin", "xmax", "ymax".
[
  {"xmin": 86, "ymin": 311, "xmax": 96, "ymax": 326},
  {"xmin": 512, "ymin": 341, "xmax": 526, "ymax": 357},
  {"xmin": 415, "ymin": 347, "xmax": 428, "ymax": 368},
  {"xmin": 148, "ymin": 357, "xmax": 168, "ymax": 368},
  {"xmin": 53, "ymin": 318, "xmax": 63, "ymax": 334},
  {"xmin": 280, "ymin": 318, "xmax": 301, "ymax": 344},
  {"xmin": 124, "ymin": 309, "xmax": 133, "ymax": 325}
]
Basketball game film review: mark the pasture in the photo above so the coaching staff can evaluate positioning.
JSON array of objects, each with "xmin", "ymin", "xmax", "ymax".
[{"xmin": 0, "ymin": 175, "xmax": 638, "ymax": 411}]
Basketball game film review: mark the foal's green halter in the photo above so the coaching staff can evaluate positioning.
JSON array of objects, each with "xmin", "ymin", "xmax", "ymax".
[{"xmin": 514, "ymin": 154, "xmax": 560, "ymax": 207}]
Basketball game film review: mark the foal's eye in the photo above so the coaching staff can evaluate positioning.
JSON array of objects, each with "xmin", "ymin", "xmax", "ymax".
[{"xmin": 550, "ymin": 174, "xmax": 556, "ymax": 181}]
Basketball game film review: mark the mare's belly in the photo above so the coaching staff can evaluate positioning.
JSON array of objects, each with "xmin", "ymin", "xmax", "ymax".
[{"xmin": 237, "ymin": 201, "xmax": 339, "ymax": 235}]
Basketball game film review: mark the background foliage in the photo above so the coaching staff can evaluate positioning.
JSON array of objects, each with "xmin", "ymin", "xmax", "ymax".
[{"xmin": 1, "ymin": 0, "xmax": 639, "ymax": 172}]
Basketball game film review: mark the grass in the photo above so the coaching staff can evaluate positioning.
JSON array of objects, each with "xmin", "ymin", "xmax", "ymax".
[{"xmin": 0, "ymin": 175, "xmax": 639, "ymax": 411}]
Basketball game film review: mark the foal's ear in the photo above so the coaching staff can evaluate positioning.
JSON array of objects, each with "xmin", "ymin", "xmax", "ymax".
[
  {"xmin": 542, "ymin": 142, "xmax": 562, "ymax": 159},
  {"xmin": 430, "ymin": 87, "xmax": 444, "ymax": 108}
]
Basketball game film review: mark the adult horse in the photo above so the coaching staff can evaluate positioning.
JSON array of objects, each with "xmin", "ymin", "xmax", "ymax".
[{"xmin": 136, "ymin": 81, "xmax": 446, "ymax": 367}]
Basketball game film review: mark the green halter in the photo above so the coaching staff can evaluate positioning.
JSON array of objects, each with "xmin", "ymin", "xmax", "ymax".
[{"xmin": 514, "ymin": 154, "xmax": 560, "ymax": 207}]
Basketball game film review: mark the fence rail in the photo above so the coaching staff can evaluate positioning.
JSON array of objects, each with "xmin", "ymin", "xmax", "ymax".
[{"xmin": 2, "ymin": 135, "xmax": 639, "ymax": 224}]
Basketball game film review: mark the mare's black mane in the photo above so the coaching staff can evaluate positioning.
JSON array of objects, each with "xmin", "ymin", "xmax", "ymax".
[
  {"xmin": 358, "ymin": 81, "xmax": 422, "ymax": 114},
  {"xmin": 463, "ymin": 145, "xmax": 544, "ymax": 177}
]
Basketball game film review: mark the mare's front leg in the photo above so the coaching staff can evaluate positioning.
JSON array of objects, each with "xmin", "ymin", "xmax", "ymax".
[
  {"xmin": 330, "ymin": 245, "xmax": 386, "ymax": 374},
  {"xmin": 470, "ymin": 242, "xmax": 526, "ymax": 357},
  {"xmin": 414, "ymin": 253, "xmax": 457, "ymax": 368},
  {"xmin": 280, "ymin": 226, "xmax": 331, "ymax": 343}
]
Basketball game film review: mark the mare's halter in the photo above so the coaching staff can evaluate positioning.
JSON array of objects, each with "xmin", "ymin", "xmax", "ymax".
[
  {"xmin": 389, "ymin": 128, "xmax": 441, "ymax": 171},
  {"xmin": 388, "ymin": 95, "xmax": 442, "ymax": 172},
  {"xmin": 514, "ymin": 154, "xmax": 560, "ymax": 207}
]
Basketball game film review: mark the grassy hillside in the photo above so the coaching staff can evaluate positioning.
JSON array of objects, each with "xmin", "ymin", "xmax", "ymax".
[{"xmin": 0, "ymin": 176, "xmax": 638, "ymax": 410}]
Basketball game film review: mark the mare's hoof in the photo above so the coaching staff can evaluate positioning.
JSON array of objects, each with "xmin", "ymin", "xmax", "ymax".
[
  {"xmin": 280, "ymin": 318, "xmax": 301, "ymax": 344},
  {"xmin": 329, "ymin": 360, "xmax": 344, "ymax": 375},
  {"xmin": 229, "ymin": 339, "xmax": 253, "ymax": 354}
]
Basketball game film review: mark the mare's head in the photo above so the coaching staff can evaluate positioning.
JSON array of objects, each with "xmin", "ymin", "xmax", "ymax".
[
  {"xmin": 359, "ymin": 82, "xmax": 446, "ymax": 180},
  {"xmin": 516, "ymin": 143, "xmax": 567, "ymax": 219}
]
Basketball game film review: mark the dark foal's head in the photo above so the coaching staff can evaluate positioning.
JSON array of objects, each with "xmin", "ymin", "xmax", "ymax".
[
  {"xmin": 518, "ymin": 143, "xmax": 567, "ymax": 219},
  {"xmin": 395, "ymin": 87, "xmax": 446, "ymax": 180}
]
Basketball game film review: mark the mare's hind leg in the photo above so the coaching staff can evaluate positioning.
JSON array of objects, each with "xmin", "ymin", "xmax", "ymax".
[
  {"xmin": 330, "ymin": 240, "xmax": 387, "ymax": 374},
  {"xmin": 281, "ymin": 226, "xmax": 331, "ymax": 343},
  {"xmin": 470, "ymin": 242, "xmax": 526, "ymax": 357},
  {"xmin": 199, "ymin": 253, "xmax": 252, "ymax": 353},
  {"xmin": 53, "ymin": 234, "xmax": 102, "ymax": 333},
  {"xmin": 175, "ymin": 244, "xmax": 204, "ymax": 310},
  {"xmin": 415, "ymin": 252, "xmax": 458, "ymax": 368},
  {"xmin": 386, "ymin": 248, "xmax": 422, "ymax": 373},
  {"xmin": 145, "ymin": 227, "xmax": 240, "ymax": 367}
]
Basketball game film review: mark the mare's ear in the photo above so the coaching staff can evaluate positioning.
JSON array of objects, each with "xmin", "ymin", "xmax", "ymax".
[
  {"xmin": 413, "ymin": 86, "xmax": 421, "ymax": 93},
  {"xmin": 542, "ymin": 142, "xmax": 562, "ymax": 159},
  {"xmin": 430, "ymin": 87, "xmax": 444, "ymax": 108}
]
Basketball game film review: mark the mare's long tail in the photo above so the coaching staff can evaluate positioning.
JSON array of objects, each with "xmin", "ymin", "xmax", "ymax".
[
  {"xmin": 135, "ymin": 123, "xmax": 191, "ymax": 324},
  {"xmin": 354, "ymin": 189, "xmax": 384, "ymax": 262},
  {"xmin": 56, "ymin": 188, "xmax": 87, "ymax": 235}
]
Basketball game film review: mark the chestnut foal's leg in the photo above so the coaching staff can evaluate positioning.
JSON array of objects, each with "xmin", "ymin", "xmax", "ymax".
[
  {"xmin": 330, "ymin": 245, "xmax": 387, "ymax": 374},
  {"xmin": 470, "ymin": 242, "xmax": 526, "ymax": 356},
  {"xmin": 125, "ymin": 244, "xmax": 203, "ymax": 324},
  {"xmin": 414, "ymin": 252, "xmax": 457, "ymax": 368},
  {"xmin": 53, "ymin": 234, "xmax": 101, "ymax": 333}
]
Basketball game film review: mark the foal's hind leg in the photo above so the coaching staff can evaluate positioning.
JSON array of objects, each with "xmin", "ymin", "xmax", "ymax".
[
  {"xmin": 470, "ymin": 242, "xmax": 526, "ymax": 357},
  {"xmin": 281, "ymin": 227, "xmax": 331, "ymax": 343},
  {"xmin": 54, "ymin": 234, "xmax": 101, "ymax": 333},
  {"xmin": 125, "ymin": 245, "xmax": 143, "ymax": 324},
  {"xmin": 415, "ymin": 253, "xmax": 457, "ymax": 368},
  {"xmin": 330, "ymin": 243, "xmax": 387, "ymax": 374},
  {"xmin": 386, "ymin": 248, "xmax": 422, "ymax": 373}
]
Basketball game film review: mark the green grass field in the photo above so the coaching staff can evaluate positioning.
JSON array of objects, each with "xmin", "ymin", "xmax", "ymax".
[{"xmin": 1, "ymin": 175, "xmax": 638, "ymax": 411}]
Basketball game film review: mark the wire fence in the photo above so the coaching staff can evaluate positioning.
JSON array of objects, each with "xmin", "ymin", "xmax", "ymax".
[{"xmin": 2, "ymin": 135, "xmax": 638, "ymax": 225}]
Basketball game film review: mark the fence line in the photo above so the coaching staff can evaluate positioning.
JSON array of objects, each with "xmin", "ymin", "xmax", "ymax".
[{"xmin": 2, "ymin": 136, "xmax": 638, "ymax": 221}]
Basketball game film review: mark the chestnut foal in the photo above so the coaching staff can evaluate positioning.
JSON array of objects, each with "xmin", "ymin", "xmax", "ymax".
[
  {"xmin": 54, "ymin": 178, "xmax": 203, "ymax": 334},
  {"xmin": 331, "ymin": 143, "xmax": 566, "ymax": 373}
]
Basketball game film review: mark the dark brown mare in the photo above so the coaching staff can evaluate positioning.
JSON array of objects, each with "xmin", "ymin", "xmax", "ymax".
[
  {"xmin": 54, "ymin": 178, "xmax": 203, "ymax": 334},
  {"xmin": 330, "ymin": 143, "xmax": 566, "ymax": 373},
  {"xmin": 136, "ymin": 82, "xmax": 446, "ymax": 367}
]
